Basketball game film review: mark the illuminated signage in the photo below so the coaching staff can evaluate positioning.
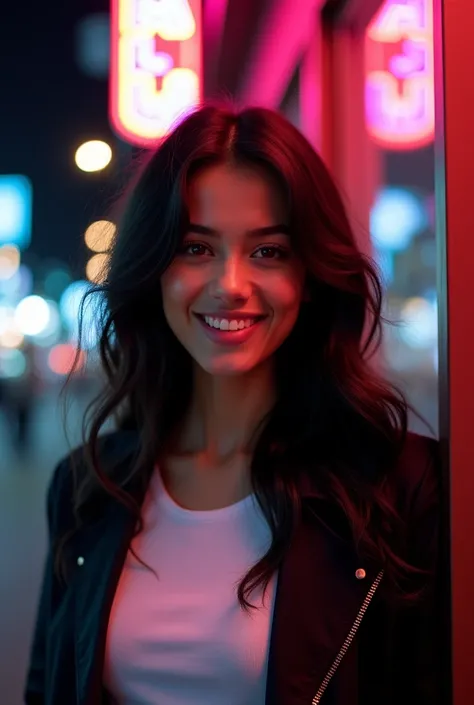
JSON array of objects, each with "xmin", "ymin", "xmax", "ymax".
[
  {"xmin": 365, "ymin": 0, "xmax": 434, "ymax": 151},
  {"xmin": 110, "ymin": 0, "xmax": 202, "ymax": 148}
]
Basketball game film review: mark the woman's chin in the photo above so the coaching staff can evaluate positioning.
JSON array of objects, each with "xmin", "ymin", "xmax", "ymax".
[{"xmin": 195, "ymin": 354, "xmax": 257, "ymax": 377}]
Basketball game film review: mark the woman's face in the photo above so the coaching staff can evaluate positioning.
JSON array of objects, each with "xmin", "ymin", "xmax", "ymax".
[{"xmin": 161, "ymin": 162, "xmax": 306, "ymax": 376}]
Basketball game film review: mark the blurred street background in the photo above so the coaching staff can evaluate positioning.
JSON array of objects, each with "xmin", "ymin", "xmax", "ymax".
[{"xmin": 0, "ymin": 383, "xmax": 95, "ymax": 704}]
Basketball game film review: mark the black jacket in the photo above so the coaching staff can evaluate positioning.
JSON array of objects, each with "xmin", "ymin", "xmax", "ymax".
[{"xmin": 24, "ymin": 430, "xmax": 444, "ymax": 705}]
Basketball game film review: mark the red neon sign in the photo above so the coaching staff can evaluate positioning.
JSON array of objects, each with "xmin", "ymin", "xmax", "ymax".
[
  {"xmin": 365, "ymin": 0, "xmax": 434, "ymax": 151},
  {"xmin": 110, "ymin": 0, "xmax": 202, "ymax": 148}
]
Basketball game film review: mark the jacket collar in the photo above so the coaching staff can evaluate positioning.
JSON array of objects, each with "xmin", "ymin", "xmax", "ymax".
[{"xmin": 72, "ymin": 431, "xmax": 382, "ymax": 705}]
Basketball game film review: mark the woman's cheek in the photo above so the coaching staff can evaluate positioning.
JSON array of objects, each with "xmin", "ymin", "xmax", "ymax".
[{"xmin": 162, "ymin": 264, "xmax": 205, "ymax": 310}]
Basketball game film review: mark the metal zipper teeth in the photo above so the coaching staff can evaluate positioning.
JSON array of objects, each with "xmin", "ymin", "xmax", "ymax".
[{"xmin": 311, "ymin": 569, "xmax": 384, "ymax": 705}]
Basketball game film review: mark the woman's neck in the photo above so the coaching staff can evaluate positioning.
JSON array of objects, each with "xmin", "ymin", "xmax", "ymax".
[{"xmin": 173, "ymin": 361, "xmax": 276, "ymax": 463}]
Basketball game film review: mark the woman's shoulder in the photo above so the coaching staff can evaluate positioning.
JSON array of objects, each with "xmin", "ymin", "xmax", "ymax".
[
  {"xmin": 51, "ymin": 430, "xmax": 139, "ymax": 484},
  {"xmin": 394, "ymin": 431, "xmax": 438, "ymax": 480},
  {"xmin": 47, "ymin": 430, "xmax": 141, "ymax": 528},
  {"xmin": 389, "ymin": 431, "xmax": 441, "ymax": 520},
  {"xmin": 300, "ymin": 431, "xmax": 440, "ymax": 501}
]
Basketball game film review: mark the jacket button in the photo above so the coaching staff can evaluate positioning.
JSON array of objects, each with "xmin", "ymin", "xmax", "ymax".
[
  {"xmin": 77, "ymin": 556, "xmax": 85, "ymax": 566},
  {"xmin": 355, "ymin": 568, "xmax": 366, "ymax": 580}
]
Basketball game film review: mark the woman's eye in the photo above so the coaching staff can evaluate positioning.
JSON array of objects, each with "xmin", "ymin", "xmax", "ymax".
[
  {"xmin": 180, "ymin": 242, "xmax": 211, "ymax": 256},
  {"xmin": 253, "ymin": 245, "xmax": 288, "ymax": 260}
]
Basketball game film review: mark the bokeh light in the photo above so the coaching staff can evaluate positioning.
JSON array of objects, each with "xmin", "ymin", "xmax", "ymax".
[
  {"xmin": 75, "ymin": 13, "xmax": 110, "ymax": 79},
  {"xmin": 0, "ymin": 305, "xmax": 15, "ymax": 335},
  {"xmin": 48, "ymin": 343, "xmax": 86, "ymax": 376},
  {"xmin": 30, "ymin": 300, "xmax": 62, "ymax": 346},
  {"xmin": 59, "ymin": 280, "xmax": 90, "ymax": 325},
  {"xmin": 85, "ymin": 220, "xmax": 116, "ymax": 252},
  {"xmin": 75, "ymin": 140, "xmax": 112, "ymax": 172},
  {"xmin": 59, "ymin": 280, "xmax": 103, "ymax": 350},
  {"xmin": 14, "ymin": 295, "xmax": 51, "ymax": 336},
  {"xmin": 0, "ymin": 327, "xmax": 24, "ymax": 348},
  {"xmin": 0, "ymin": 175, "xmax": 33, "ymax": 249},
  {"xmin": 373, "ymin": 248, "xmax": 394, "ymax": 287},
  {"xmin": 371, "ymin": 187, "xmax": 427, "ymax": 251},
  {"xmin": 398, "ymin": 297, "xmax": 438, "ymax": 350},
  {"xmin": 86, "ymin": 253, "xmax": 109, "ymax": 283},
  {"xmin": 0, "ymin": 264, "xmax": 33, "ymax": 299},
  {"xmin": 0, "ymin": 244, "xmax": 21, "ymax": 280},
  {"xmin": 44, "ymin": 267, "xmax": 72, "ymax": 300},
  {"xmin": 0, "ymin": 348, "xmax": 27, "ymax": 379}
]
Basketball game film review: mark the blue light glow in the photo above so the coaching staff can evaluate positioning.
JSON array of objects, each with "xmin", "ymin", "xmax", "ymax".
[
  {"xmin": 60, "ymin": 281, "xmax": 90, "ymax": 323},
  {"xmin": 0, "ymin": 175, "xmax": 33, "ymax": 249},
  {"xmin": 373, "ymin": 248, "xmax": 394, "ymax": 287},
  {"xmin": 370, "ymin": 187, "xmax": 427, "ymax": 252},
  {"xmin": 0, "ymin": 349, "xmax": 27, "ymax": 379},
  {"xmin": 59, "ymin": 280, "xmax": 104, "ymax": 350},
  {"xmin": 399, "ymin": 297, "xmax": 438, "ymax": 350}
]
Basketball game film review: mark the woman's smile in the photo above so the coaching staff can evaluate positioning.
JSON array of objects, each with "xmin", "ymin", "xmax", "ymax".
[{"xmin": 193, "ymin": 312, "xmax": 269, "ymax": 346}]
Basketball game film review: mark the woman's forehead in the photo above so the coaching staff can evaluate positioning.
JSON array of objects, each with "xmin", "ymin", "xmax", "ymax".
[{"xmin": 186, "ymin": 162, "xmax": 288, "ymax": 227}]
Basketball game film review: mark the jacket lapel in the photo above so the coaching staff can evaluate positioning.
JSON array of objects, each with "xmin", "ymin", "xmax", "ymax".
[
  {"xmin": 74, "ymin": 501, "xmax": 136, "ymax": 705},
  {"xmin": 265, "ymin": 499, "xmax": 381, "ymax": 705},
  {"xmin": 72, "ymin": 433, "xmax": 144, "ymax": 705}
]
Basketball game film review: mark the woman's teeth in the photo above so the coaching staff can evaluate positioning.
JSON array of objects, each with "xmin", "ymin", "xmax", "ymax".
[{"xmin": 203, "ymin": 316, "xmax": 258, "ymax": 331}]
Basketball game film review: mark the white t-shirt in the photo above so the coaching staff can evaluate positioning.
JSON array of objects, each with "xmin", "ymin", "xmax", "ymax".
[{"xmin": 103, "ymin": 467, "xmax": 278, "ymax": 705}]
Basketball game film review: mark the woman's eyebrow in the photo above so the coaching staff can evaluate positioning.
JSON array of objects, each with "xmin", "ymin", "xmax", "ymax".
[{"xmin": 187, "ymin": 223, "xmax": 290, "ymax": 237}]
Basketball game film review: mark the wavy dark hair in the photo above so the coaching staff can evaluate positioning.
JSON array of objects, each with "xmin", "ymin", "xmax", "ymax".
[{"xmin": 59, "ymin": 104, "xmax": 415, "ymax": 610}]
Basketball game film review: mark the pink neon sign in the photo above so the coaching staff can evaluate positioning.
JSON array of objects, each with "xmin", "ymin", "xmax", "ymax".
[
  {"xmin": 110, "ymin": 0, "xmax": 202, "ymax": 148},
  {"xmin": 365, "ymin": 0, "xmax": 434, "ymax": 151}
]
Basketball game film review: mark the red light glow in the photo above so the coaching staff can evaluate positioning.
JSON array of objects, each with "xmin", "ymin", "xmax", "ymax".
[{"xmin": 48, "ymin": 344, "xmax": 86, "ymax": 376}]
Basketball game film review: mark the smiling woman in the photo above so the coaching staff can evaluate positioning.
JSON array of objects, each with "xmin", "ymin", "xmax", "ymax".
[
  {"xmin": 25, "ymin": 105, "xmax": 442, "ymax": 705},
  {"xmin": 161, "ymin": 161, "xmax": 305, "ymax": 375}
]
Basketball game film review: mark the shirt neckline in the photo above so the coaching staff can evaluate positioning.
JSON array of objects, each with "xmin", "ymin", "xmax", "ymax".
[{"xmin": 151, "ymin": 466, "xmax": 257, "ymax": 523}]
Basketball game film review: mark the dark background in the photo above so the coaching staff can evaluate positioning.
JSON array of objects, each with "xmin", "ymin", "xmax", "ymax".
[{"xmin": 1, "ymin": 1, "xmax": 116, "ymax": 272}]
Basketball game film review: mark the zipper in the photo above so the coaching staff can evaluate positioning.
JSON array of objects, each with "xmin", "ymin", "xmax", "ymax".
[{"xmin": 311, "ymin": 569, "xmax": 384, "ymax": 705}]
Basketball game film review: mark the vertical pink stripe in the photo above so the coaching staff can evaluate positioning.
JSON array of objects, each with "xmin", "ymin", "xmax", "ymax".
[{"xmin": 238, "ymin": 0, "xmax": 325, "ymax": 108}]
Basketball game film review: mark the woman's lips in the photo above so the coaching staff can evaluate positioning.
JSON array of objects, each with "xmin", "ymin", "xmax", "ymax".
[{"xmin": 193, "ymin": 314, "xmax": 267, "ymax": 346}]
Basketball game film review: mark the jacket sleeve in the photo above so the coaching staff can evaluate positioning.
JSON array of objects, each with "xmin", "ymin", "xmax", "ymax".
[
  {"xmin": 398, "ymin": 437, "xmax": 446, "ymax": 704},
  {"xmin": 23, "ymin": 459, "xmax": 71, "ymax": 705}
]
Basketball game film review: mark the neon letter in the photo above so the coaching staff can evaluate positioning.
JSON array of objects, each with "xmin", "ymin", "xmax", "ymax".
[
  {"xmin": 365, "ymin": 0, "xmax": 434, "ymax": 151},
  {"xmin": 110, "ymin": 0, "xmax": 202, "ymax": 148}
]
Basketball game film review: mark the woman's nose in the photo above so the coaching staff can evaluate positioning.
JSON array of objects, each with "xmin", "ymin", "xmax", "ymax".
[{"xmin": 210, "ymin": 257, "xmax": 252, "ymax": 304}]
